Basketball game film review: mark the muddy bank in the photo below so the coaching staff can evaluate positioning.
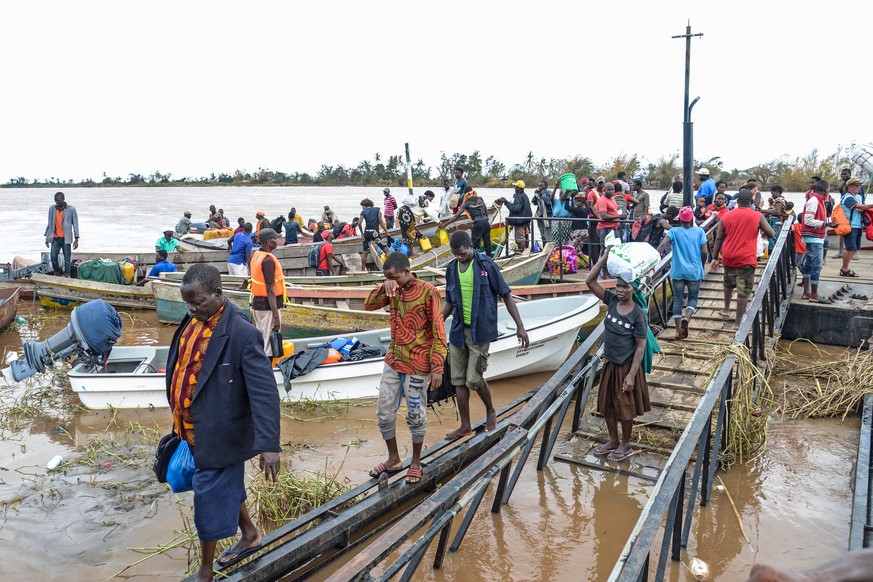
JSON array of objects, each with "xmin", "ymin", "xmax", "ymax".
[{"xmin": 0, "ymin": 304, "xmax": 864, "ymax": 580}]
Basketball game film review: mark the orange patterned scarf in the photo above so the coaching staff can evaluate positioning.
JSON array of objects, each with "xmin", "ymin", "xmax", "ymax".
[{"xmin": 170, "ymin": 302, "xmax": 225, "ymax": 445}]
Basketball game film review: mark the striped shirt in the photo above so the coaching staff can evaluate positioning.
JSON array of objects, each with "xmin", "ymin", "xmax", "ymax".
[{"xmin": 383, "ymin": 195, "xmax": 397, "ymax": 217}]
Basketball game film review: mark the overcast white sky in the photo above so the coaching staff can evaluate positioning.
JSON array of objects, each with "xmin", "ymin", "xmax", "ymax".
[{"xmin": 2, "ymin": 0, "xmax": 872, "ymax": 183}]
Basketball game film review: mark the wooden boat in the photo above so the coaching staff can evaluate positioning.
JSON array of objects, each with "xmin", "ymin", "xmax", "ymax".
[
  {"xmin": 66, "ymin": 295, "xmax": 600, "ymax": 409},
  {"xmin": 0, "ymin": 287, "xmax": 20, "ymax": 331},
  {"xmin": 45, "ymin": 209, "xmax": 501, "ymax": 275},
  {"xmin": 158, "ymin": 270, "xmax": 444, "ymax": 288},
  {"xmin": 30, "ymin": 274, "xmax": 157, "ymax": 310}
]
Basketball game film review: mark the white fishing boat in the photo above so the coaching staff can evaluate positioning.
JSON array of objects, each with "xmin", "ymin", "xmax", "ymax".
[{"xmin": 66, "ymin": 295, "xmax": 599, "ymax": 409}]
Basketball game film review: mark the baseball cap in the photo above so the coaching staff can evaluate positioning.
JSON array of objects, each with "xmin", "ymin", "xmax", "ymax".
[
  {"xmin": 580, "ymin": 177, "xmax": 589, "ymax": 185},
  {"xmin": 511, "ymin": 180, "xmax": 526, "ymax": 189},
  {"xmin": 846, "ymin": 178, "xmax": 862, "ymax": 187},
  {"xmin": 678, "ymin": 206, "xmax": 694, "ymax": 222},
  {"xmin": 256, "ymin": 210, "xmax": 265, "ymax": 217},
  {"xmin": 258, "ymin": 228, "xmax": 279, "ymax": 243},
  {"xmin": 596, "ymin": 176, "xmax": 606, "ymax": 184},
  {"xmin": 163, "ymin": 227, "xmax": 174, "ymax": 233},
  {"xmin": 698, "ymin": 168, "xmax": 710, "ymax": 175},
  {"xmin": 383, "ymin": 187, "xmax": 391, "ymax": 193}
]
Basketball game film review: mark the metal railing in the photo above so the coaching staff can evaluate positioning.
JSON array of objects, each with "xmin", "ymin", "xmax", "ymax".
[
  {"xmin": 226, "ymin": 215, "xmax": 793, "ymax": 582},
  {"xmin": 609, "ymin": 216, "xmax": 796, "ymax": 581},
  {"xmin": 321, "ymin": 218, "xmax": 747, "ymax": 582}
]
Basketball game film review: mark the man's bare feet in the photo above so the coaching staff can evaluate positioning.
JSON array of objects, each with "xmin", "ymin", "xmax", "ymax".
[
  {"xmin": 445, "ymin": 426, "xmax": 474, "ymax": 439},
  {"xmin": 484, "ymin": 410, "xmax": 497, "ymax": 432}
]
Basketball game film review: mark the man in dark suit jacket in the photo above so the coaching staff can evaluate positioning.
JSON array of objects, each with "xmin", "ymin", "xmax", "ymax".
[{"xmin": 166, "ymin": 263, "xmax": 281, "ymax": 580}]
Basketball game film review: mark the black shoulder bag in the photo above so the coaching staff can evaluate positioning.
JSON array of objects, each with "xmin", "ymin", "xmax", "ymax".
[{"xmin": 153, "ymin": 432, "xmax": 181, "ymax": 483}]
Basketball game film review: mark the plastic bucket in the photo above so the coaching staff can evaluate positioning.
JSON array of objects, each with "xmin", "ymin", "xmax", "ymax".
[{"xmin": 558, "ymin": 173, "xmax": 579, "ymax": 193}]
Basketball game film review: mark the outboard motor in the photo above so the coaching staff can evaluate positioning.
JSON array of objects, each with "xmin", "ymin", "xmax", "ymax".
[{"xmin": 6, "ymin": 300, "xmax": 122, "ymax": 382}]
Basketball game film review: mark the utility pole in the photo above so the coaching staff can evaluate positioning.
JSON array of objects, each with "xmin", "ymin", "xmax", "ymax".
[{"xmin": 672, "ymin": 21, "xmax": 703, "ymax": 207}]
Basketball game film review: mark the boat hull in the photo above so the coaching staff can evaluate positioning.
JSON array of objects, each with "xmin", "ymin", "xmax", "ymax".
[
  {"xmin": 66, "ymin": 295, "xmax": 599, "ymax": 409},
  {"xmin": 0, "ymin": 287, "xmax": 20, "ymax": 330},
  {"xmin": 30, "ymin": 274, "xmax": 156, "ymax": 310}
]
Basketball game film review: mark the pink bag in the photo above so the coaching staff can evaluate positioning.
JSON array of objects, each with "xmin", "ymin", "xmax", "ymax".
[{"xmin": 548, "ymin": 245, "xmax": 578, "ymax": 274}]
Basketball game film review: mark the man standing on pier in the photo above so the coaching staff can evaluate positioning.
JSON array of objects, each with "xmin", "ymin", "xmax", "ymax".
[
  {"xmin": 169, "ymin": 263, "xmax": 281, "ymax": 579},
  {"xmin": 364, "ymin": 252, "xmax": 447, "ymax": 485},
  {"xmin": 709, "ymin": 189, "xmax": 774, "ymax": 327},
  {"xmin": 44, "ymin": 191, "xmax": 79, "ymax": 277},
  {"xmin": 443, "ymin": 231, "xmax": 528, "ymax": 438}
]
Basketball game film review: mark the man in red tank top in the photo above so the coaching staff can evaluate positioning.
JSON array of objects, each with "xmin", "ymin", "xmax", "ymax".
[{"xmin": 709, "ymin": 189, "xmax": 774, "ymax": 327}]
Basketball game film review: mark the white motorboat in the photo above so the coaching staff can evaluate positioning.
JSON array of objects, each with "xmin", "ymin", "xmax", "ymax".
[{"xmin": 66, "ymin": 295, "xmax": 600, "ymax": 409}]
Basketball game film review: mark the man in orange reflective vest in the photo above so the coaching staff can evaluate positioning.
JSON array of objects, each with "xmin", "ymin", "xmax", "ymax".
[{"xmin": 250, "ymin": 228, "xmax": 286, "ymax": 356}]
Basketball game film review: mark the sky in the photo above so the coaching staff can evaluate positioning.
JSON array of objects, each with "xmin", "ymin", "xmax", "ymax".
[{"xmin": 2, "ymin": 0, "xmax": 872, "ymax": 184}]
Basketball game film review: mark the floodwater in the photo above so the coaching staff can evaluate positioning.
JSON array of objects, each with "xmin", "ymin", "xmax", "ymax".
[
  {"xmin": 0, "ymin": 186, "xmax": 519, "ymax": 262},
  {"xmin": 0, "ymin": 185, "xmax": 808, "ymax": 262},
  {"xmin": 0, "ymin": 303, "xmax": 861, "ymax": 581},
  {"xmin": 0, "ymin": 187, "xmax": 861, "ymax": 580}
]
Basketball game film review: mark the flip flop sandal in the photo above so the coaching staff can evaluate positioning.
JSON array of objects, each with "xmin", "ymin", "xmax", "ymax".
[
  {"xmin": 405, "ymin": 467, "xmax": 423, "ymax": 485},
  {"xmin": 369, "ymin": 463, "xmax": 403, "ymax": 478},
  {"xmin": 810, "ymin": 297, "xmax": 834, "ymax": 304},
  {"xmin": 607, "ymin": 449, "xmax": 636, "ymax": 462},
  {"xmin": 214, "ymin": 543, "xmax": 265, "ymax": 571},
  {"xmin": 851, "ymin": 294, "xmax": 869, "ymax": 300},
  {"xmin": 592, "ymin": 444, "xmax": 617, "ymax": 456},
  {"xmin": 840, "ymin": 270, "xmax": 859, "ymax": 277},
  {"xmin": 680, "ymin": 319, "xmax": 689, "ymax": 339},
  {"xmin": 717, "ymin": 310, "xmax": 731, "ymax": 319}
]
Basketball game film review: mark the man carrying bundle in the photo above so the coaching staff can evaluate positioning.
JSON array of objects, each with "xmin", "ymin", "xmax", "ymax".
[{"xmin": 443, "ymin": 231, "xmax": 529, "ymax": 437}]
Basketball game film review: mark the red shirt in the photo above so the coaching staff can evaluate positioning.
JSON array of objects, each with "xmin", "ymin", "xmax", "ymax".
[
  {"xmin": 720, "ymin": 207, "xmax": 762, "ymax": 268},
  {"xmin": 587, "ymin": 190, "xmax": 601, "ymax": 218},
  {"xmin": 704, "ymin": 204, "xmax": 729, "ymax": 220},
  {"xmin": 597, "ymin": 196, "xmax": 619, "ymax": 229},
  {"xmin": 317, "ymin": 242, "xmax": 333, "ymax": 270}
]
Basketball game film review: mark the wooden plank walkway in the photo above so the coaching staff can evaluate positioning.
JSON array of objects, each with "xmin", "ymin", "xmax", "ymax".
[{"xmin": 558, "ymin": 258, "xmax": 770, "ymax": 479}]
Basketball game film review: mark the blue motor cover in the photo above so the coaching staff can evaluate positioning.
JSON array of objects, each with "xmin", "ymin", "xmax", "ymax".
[{"xmin": 73, "ymin": 300, "xmax": 122, "ymax": 354}]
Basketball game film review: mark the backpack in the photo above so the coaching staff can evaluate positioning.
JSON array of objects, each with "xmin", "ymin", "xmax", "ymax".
[
  {"xmin": 307, "ymin": 243, "xmax": 324, "ymax": 268},
  {"xmin": 332, "ymin": 222, "xmax": 348, "ymax": 239},
  {"xmin": 632, "ymin": 214, "xmax": 659, "ymax": 243},
  {"xmin": 832, "ymin": 194, "xmax": 852, "ymax": 236}
]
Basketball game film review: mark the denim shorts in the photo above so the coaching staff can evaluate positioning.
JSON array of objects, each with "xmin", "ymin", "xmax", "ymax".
[{"xmin": 844, "ymin": 228, "xmax": 863, "ymax": 251}]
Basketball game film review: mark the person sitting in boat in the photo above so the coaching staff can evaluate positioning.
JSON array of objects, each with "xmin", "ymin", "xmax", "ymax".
[
  {"xmin": 207, "ymin": 205, "xmax": 221, "ymax": 228},
  {"xmin": 322, "ymin": 206, "xmax": 337, "ymax": 227},
  {"xmin": 175, "ymin": 211, "xmax": 192, "ymax": 236},
  {"xmin": 155, "ymin": 228, "xmax": 180, "ymax": 254},
  {"xmin": 147, "ymin": 249, "xmax": 177, "ymax": 278},
  {"xmin": 443, "ymin": 231, "xmax": 528, "ymax": 438}
]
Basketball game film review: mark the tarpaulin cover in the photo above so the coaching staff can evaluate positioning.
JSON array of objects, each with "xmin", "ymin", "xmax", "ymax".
[{"xmin": 76, "ymin": 260, "xmax": 126, "ymax": 285}]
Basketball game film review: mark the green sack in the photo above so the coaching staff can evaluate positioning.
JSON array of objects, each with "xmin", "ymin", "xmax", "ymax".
[
  {"xmin": 76, "ymin": 260, "xmax": 126, "ymax": 285},
  {"xmin": 632, "ymin": 288, "xmax": 660, "ymax": 374}
]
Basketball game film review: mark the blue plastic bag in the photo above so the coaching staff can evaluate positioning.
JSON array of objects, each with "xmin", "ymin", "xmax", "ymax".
[{"xmin": 166, "ymin": 439, "xmax": 195, "ymax": 493}]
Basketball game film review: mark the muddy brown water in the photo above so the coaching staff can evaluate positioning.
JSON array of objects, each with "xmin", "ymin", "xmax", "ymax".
[{"xmin": 0, "ymin": 305, "xmax": 861, "ymax": 581}]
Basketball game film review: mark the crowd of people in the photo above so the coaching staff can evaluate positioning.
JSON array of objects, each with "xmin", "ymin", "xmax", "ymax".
[{"xmin": 37, "ymin": 162, "xmax": 870, "ymax": 579}]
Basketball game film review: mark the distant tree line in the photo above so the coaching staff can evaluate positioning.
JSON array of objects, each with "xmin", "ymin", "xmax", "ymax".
[{"xmin": 3, "ymin": 147, "xmax": 859, "ymax": 192}]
